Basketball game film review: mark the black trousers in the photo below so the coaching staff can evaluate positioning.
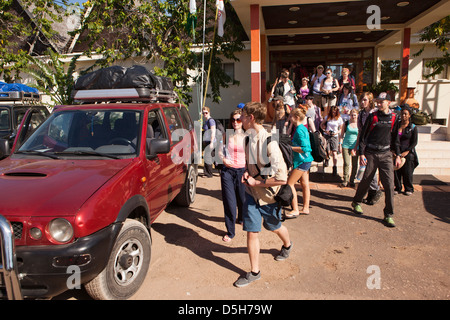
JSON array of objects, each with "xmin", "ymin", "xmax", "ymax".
[
  {"xmin": 394, "ymin": 153, "xmax": 415, "ymax": 193},
  {"xmin": 353, "ymin": 151, "xmax": 395, "ymax": 217}
]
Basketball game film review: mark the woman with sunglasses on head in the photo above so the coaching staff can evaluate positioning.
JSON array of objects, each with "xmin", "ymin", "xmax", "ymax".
[
  {"xmin": 219, "ymin": 109, "xmax": 247, "ymax": 242},
  {"xmin": 320, "ymin": 68, "xmax": 340, "ymax": 117}
]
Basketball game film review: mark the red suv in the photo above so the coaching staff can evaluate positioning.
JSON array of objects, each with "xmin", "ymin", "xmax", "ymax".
[{"xmin": 0, "ymin": 87, "xmax": 198, "ymax": 299}]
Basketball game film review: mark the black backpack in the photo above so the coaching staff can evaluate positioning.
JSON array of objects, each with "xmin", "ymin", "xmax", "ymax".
[{"xmin": 307, "ymin": 117, "xmax": 328, "ymax": 162}]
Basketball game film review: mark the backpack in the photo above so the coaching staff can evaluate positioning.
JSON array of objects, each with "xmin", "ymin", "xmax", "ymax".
[
  {"xmin": 369, "ymin": 111, "xmax": 397, "ymax": 132},
  {"xmin": 244, "ymin": 135, "xmax": 294, "ymax": 207},
  {"xmin": 411, "ymin": 111, "xmax": 431, "ymax": 126},
  {"xmin": 307, "ymin": 117, "xmax": 328, "ymax": 162},
  {"xmin": 245, "ymin": 135, "xmax": 293, "ymax": 173},
  {"xmin": 214, "ymin": 119, "xmax": 226, "ymax": 142}
]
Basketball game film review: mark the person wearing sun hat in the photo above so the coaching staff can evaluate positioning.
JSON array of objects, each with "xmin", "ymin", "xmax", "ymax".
[{"xmin": 351, "ymin": 92, "xmax": 402, "ymax": 227}]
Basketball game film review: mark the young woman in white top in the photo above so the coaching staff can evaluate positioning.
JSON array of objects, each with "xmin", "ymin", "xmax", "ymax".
[{"xmin": 320, "ymin": 68, "xmax": 340, "ymax": 117}]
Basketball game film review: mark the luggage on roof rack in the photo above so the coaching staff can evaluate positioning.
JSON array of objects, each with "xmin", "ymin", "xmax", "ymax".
[
  {"xmin": 74, "ymin": 65, "xmax": 174, "ymax": 91},
  {"xmin": 0, "ymin": 82, "xmax": 40, "ymax": 102},
  {"xmin": 72, "ymin": 87, "xmax": 178, "ymax": 103},
  {"xmin": 73, "ymin": 65, "xmax": 177, "ymax": 103}
]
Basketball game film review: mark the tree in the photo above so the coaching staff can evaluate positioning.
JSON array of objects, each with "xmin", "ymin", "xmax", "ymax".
[
  {"xmin": 414, "ymin": 15, "xmax": 450, "ymax": 78},
  {"xmin": 0, "ymin": 0, "xmax": 69, "ymax": 81},
  {"xmin": 75, "ymin": 0, "xmax": 244, "ymax": 104},
  {"xmin": 25, "ymin": 48, "xmax": 80, "ymax": 105},
  {"xmin": 1, "ymin": 0, "xmax": 245, "ymax": 106}
]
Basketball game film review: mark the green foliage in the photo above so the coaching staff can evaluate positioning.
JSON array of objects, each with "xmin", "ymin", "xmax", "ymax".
[
  {"xmin": 414, "ymin": 16, "xmax": 450, "ymax": 78},
  {"xmin": 25, "ymin": 49, "xmax": 80, "ymax": 105},
  {"xmin": 77, "ymin": 0, "xmax": 244, "ymax": 104},
  {"xmin": 1, "ymin": 0, "xmax": 244, "ymax": 106}
]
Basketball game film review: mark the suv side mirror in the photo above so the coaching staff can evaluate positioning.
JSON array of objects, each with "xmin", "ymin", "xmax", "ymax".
[
  {"xmin": 0, "ymin": 139, "xmax": 10, "ymax": 159},
  {"xmin": 147, "ymin": 138, "xmax": 170, "ymax": 159}
]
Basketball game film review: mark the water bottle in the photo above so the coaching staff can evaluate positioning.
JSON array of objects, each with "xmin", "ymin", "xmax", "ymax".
[{"xmin": 356, "ymin": 165, "xmax": 366, "ymax": 181}]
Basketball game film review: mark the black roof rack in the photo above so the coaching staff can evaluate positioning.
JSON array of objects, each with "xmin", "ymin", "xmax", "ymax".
[
  {"xmin": 0, "ymin": 91, "xmax": 41, "ymax": 102},
  {"xmin": 72, "ymin": 88, "xmax": 178, "ymax": 103}
]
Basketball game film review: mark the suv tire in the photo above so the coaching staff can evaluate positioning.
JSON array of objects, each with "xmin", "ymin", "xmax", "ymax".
[
  {"xmin": 174, "ymin": 164, "xmax": 197, "ymax": 207},
  {"xmin": 84, "ymin": 219, "xmax": 151, "ymax": 300}
]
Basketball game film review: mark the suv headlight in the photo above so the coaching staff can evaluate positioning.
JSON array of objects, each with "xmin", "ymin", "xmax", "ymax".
[{"xmin": 47, "ymin": 218, "xmax": 74, "ymax": 243}]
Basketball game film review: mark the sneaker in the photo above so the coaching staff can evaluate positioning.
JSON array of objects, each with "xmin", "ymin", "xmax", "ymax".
[
  {"xmin": 384, "ymin": 216, "xmax": 396, "ymax": 228},
  {"xmin": 234, "ymin": 271, "xmax": 261, "ymax": 288},
  {"xmin": 405, "ymin": 191, "xmax": 413, "ymax": 196},
  {"xmin": 351, "ymin": 202, "xmax": 363, "ymax": 214},
  {"xmin": 275, "ymin": 242, "xmax": 293, "ymax": 261}
]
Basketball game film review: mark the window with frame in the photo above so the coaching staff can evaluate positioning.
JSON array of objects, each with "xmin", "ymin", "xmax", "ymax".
[
  {"xmin": 422, "ymin": 59, "xmax": 449, "ymax": 80},
  {"xmin": 222, "ymin": 63, "xmax": 235, "ymax": 81}
]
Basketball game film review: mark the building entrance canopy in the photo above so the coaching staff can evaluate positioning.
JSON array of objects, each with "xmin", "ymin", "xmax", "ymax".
[{"xmin": 230, "ymin": 0, "xmax": 450, "ymax": 102}]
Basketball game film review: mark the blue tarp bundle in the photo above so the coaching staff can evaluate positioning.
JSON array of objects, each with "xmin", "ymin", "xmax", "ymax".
[{"xmin": 0, "ymin": 82, "xmax": 39, "ymax": 94}]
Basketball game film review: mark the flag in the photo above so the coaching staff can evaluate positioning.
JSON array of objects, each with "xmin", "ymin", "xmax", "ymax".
[
  {"xmin": 189, "ymin": 0, "xmax": 196, "ymax": 15},
  {"xmin": 187, "ymin": 0, "xmax": 197, "ymax": 36},
  {"xmin": 216, "ymin": 0, "xmax": 226, "ymax": 37}
]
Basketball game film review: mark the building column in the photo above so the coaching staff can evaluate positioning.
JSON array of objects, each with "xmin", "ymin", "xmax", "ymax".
[
  {"xmin": 260, "ymin": 34, "xmax": 266, "ymax": 102},
  {"xmin": 250, "ymin": 4, "xmax": 261, "ymax": 102},
  {"xmin": 399, "ymin": 28, "xmax": 411, "ymax": 103}
]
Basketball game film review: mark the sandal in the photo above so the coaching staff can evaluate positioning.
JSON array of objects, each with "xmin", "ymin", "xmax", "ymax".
[
  {"xmin": 222, "ymin": 235, "xmax": 232, "ymax": 242},
  {"xmin": 284, "ymin": 211, "xmax": 299, "ymax": 219}
]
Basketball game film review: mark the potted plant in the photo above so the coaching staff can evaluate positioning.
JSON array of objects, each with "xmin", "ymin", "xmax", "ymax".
[{"xmin": 367, "ymin": 79, "xmax": 399, "ymax": 100}]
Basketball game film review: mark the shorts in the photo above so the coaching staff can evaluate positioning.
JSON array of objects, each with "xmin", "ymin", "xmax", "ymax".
[
  {"xmin": 295, "ymin": 161, "xmax": 311, "ymax": 172},
  {"xmin": 243, "ymin": 192, "xmax": 282, "ymax": 232},
  {"xmin": 326, "ymin": 134, "xmax": 339, "ymax": 152}
]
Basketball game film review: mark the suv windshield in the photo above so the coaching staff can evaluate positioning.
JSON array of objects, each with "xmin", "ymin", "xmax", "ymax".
[{"xmin": 18, "ymin": 110, "xmax": 142, "ymax": 158}]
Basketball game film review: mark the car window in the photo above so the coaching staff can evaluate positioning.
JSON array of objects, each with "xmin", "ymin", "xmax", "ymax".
[
  {"xmin": 179, "ymin": 107, "xmax": 194, "ymax": 131},
  {"xmin": 0, "ymin": 108, "xmax": 10, "ymax": 130},
  {"xmin": 163, "ymin": 108, "xmax": 183, "ymax": 134},
  {"xmin": 147, "ymin": 109, "xmax": 167, "ymax": 140},
  {"xmin": 19, "ymin": 110, "xmax": 142, "ymax": 157}
]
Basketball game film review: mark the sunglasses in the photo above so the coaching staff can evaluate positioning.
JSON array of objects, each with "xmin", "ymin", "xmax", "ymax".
[
  {"xmin": 232, "ymin": 118, "xmax": 242, "ymax": 123},
  {"xmin": 202, "ymin": 111, "xmax": 209, "ymax": 114}
]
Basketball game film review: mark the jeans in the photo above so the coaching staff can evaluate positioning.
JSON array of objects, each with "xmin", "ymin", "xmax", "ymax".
[
  {"xmin": 342, "ymin": 147, "xmax": 358, "ymax": 183},
  {"xmin": 353, "ymin": 151, "xmax": 395, "ymax": 217},
  {"xmin": 221, "ymin": 166, "xmax": 246, "ymax": 238}
]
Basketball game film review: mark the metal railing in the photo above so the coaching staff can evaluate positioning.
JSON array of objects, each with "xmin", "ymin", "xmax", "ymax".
[{"xmin": 0, "ymin": 215, "xmax": 23, "ymax": 300}]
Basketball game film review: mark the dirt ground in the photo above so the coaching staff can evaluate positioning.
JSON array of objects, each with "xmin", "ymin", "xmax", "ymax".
[{"xmin": 60, "ymin": 173, "xmax": 450, "ymax": 301}]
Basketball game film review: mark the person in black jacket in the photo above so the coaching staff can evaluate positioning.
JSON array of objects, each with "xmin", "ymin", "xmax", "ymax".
[
  {"xmin": 351, "ymin": 92, "xmax": 402, "ymax": 227},
  {"xmin": 394, "ymin": 106, "xmax": 419, "ymax": 195}
]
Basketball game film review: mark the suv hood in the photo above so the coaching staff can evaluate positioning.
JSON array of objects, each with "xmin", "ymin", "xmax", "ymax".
[{"xmin": 0, "ymin": 158, "xmax": 132, "ymax": 217}]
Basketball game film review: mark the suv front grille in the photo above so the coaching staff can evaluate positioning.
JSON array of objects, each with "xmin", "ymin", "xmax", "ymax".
[{"xmin": 10, "ymin": 222, "xmax": 23, "ymax": 240}]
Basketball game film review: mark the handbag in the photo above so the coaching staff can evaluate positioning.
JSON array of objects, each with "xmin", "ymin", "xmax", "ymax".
[{"xmin": 274, "ymin": 184, "xmax": 293, "ymax": 207}]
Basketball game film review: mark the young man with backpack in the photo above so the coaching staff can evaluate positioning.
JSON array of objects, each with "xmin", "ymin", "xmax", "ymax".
[
  {"xmin": 234, "ymin": 101, "xmax": 292, "ymax": 288},
  {"xmin": 351, "ymin": 92, "xmax": 402, "ymax": 227}
]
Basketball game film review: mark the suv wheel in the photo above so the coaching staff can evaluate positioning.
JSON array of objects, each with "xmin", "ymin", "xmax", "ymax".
[
  {"xmin": 174, "ymin": 164, "xmax": 197, "ymax": 207},
  {"xmin": 84, "ymin": 219, "xmax": 151, "ymax": 300}
]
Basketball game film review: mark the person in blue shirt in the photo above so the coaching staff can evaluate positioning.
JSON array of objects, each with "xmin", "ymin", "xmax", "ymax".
[{"xmin": 286, "ymin": 106, "xmax": 314, "ymax": 218}]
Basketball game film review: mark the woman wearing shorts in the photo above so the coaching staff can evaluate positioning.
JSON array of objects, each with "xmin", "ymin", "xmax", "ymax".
[
  {"xmin": 321, "ymin": 105, "xmax": 343, "ymax": 176},
  {"xmin": 286, "ymin": 106, "xmax": 314, "ymax": 218}
]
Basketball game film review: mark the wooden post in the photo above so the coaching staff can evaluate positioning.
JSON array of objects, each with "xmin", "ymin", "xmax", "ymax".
[
  {"xmin": 400, "ymin": 28, "xmax": 411, "ymax": 103},
  {"xmin": 250, "ymin": 4, "xmax": 261, "ymax": 102}
]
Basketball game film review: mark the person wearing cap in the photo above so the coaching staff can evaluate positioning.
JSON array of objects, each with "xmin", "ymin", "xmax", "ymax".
[
  {"xmin": 310, "ymin": 65, "xmax": 326, "ymax": 112},
  {"xmin": 269, "ymin": 71, "xmax": 296, "ymax": 109},
  {"xmin": 351, "ymin": 92, "xmax": 402, "ymax": 227}
]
